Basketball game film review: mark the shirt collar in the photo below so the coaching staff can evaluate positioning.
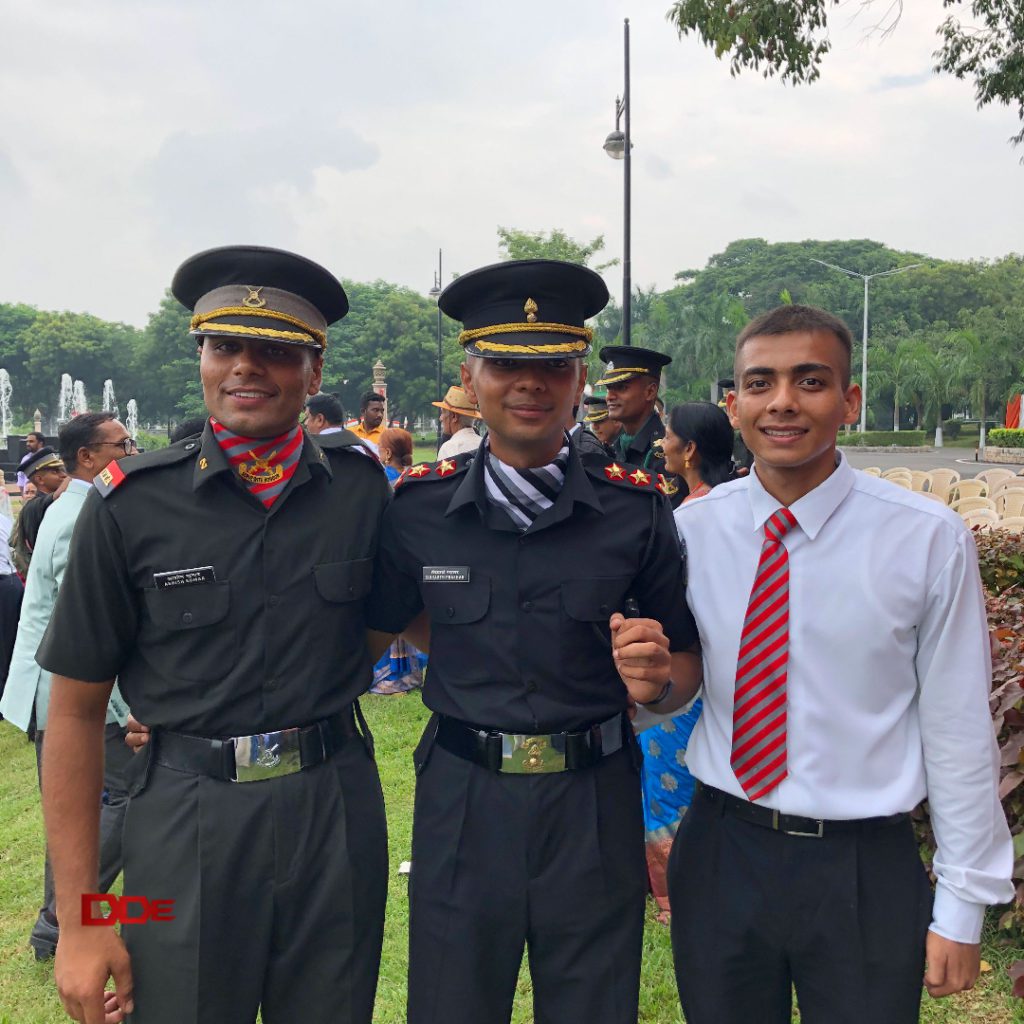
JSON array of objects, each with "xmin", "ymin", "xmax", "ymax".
[
  {"xmin": 747, "ymin": 450, "xmax": 854, "ymax": 540},
  {"xmin": 67, "ymin": 477, "xmax": 94, "ymax": 496}
]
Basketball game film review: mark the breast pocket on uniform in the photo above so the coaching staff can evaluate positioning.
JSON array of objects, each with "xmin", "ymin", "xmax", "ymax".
[
  {"xmin": 560, "ymin": 576, "xmax": 632, "ymax": 680},
  {"xmin": 141, "ymin": 582, "xmax": 235, "ymax": 683},
  {"xmin": 313, "ymin": 558, "xmax": 374, "ymax": 603},
  {"xmin": 421, "ymin": 577, "xmax": 491, "ymax": 625}
]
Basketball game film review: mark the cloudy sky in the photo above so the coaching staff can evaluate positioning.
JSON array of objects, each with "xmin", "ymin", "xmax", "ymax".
[{"xmin": 2, "ymin": 0, "xmax": 1021, "ymax": 326}]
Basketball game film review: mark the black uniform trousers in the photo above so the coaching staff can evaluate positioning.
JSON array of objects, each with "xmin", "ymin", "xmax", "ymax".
[
  {"xmin": 407, "ymin": 731, "xmax": 647, "ymax": 1024},
  {"xmin": 668, "ymin": 787, "xmax": 934, "ymax": 1024},
  {"xmin": 121, "ymin": 734, "xmax": 388, "ymax": 1024}
]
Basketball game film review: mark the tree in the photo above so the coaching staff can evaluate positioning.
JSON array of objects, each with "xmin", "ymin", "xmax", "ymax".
[
  {"xmin": 666, "ymin": 1, "xmax": 1024, "ymax": 151},
  {"xmin": 496, "ymin": 227, "xmax": 619, "ymax": 271}
]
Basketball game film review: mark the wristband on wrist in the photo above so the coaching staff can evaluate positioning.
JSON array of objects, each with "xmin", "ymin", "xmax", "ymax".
[{"xmin": 639, "ymin": 679, "xmax": 673, "ymax": 707}]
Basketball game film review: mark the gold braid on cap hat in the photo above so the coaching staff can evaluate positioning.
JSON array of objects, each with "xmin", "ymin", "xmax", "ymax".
[
  {"xmin": 190, "ymin": 306, "xmax": 327, "ymax": 349},
  {"xmin": 459, "ymin": 321, "xmax": 593, "ymax": 353}
]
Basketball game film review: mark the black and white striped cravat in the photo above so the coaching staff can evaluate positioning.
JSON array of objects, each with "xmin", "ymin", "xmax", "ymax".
[{"xmin": 483, "ymin": 439, "xmax": 569, "ymax": 530}]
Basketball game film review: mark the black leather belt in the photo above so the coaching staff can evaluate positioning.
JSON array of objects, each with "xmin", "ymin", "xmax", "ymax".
[
  {"xmin": 696, "ymin": 782, "xmax": 909, "ymax": 838},
  {"xmin": 435, "ymin": 713, "xmax": 626, "ymax": 774},
  {"xmin": 155, "ymin": 706, "xmax": 360, "ymax": 783}
]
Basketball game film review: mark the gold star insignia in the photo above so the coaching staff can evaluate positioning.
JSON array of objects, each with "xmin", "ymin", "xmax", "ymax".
[
  {"xmin": 435, "ymin": 459, "xmax": 456, "ymax": 477},
  {"xmin": 408, "ymin": 464, "xmax": 431, "ymax": 477},
  {"xmin": 604, "ymin": 463, "xmax": 625, "ymax": 480},
  {"xmin": 629, "ymin": 468, "xmax": 651, "ymax": 486}
]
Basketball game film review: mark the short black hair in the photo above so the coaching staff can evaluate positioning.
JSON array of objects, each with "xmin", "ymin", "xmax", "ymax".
[
  {"xmin": 736, "ymin": 305, "xmax": 853, "ymax": 387},
  {"xmin": 26, "ymin": 431, "xmax": 45, "ymax": 444},
  {"xmin": 360, "ymin": 391, "xmax": 384, "ymax": 412},
  {"xmin": 668, "ymin": 402, "xmax": 736, "ymax": 489},
  {"xmin": 170, "ymin": 417, "xmax": 208, "ymax": 444},
  {"xmin": 306, "ymin": 393, "xmax": 345, "ymax": 424},
  {"xmin": 59, "ymin": 412, "xmax": 116, "ymax": 472}
]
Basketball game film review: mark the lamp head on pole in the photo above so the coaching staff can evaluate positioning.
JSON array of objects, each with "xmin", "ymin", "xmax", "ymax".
[
  {"xmin": 428, "ymin": 271, "xmax": 441, "ymax": 301},
  {"xmin": 603, "ymin": 130, "xmax": 626, "ymax": 160}
]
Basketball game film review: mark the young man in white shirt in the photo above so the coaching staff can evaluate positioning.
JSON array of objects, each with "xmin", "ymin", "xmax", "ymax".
[{"xmin": 668, "ymin": 304, "xmax": 1013, "ymax": 1023}]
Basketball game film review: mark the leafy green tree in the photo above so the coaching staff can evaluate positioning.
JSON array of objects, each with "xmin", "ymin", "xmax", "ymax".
[
  {"xmin": 497, "ymin": 227, "xmax": 619, "ymax": 272},
  {"xmin": 666, "ymin": 1, "xmax": 1024, "ymax": 150}
]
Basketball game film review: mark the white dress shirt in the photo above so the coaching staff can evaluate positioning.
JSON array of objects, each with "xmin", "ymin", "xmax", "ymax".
[
  {"xmin": 675, "ymin": 452, "xmax": 1013, "ymax": 943},
  {"xmin": 437, "ymin": 426, "xmax": 481, "ymax": 461}
]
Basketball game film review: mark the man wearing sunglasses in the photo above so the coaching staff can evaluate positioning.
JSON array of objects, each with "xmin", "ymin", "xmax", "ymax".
[{"xmin": 1, "ymin": 413, "xmax": 136, "ymax": 962}]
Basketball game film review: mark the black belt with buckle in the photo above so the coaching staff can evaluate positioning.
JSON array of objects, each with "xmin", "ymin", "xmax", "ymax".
[
  {"xmin": 154, "ymin": 706, "xmax": 361, "ymax": 783},
  {"xmin": 695, "ymin": 782, "xmax": 909, "ymax": 838},
  {"xmin": 435, "ymin": 713, "xmax": 626, "ymax": 774}
]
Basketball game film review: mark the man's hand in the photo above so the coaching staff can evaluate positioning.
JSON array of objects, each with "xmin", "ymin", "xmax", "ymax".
[
  {"xmin": 610, "ymin": 613, "xmax": 671, "ymax": 705},
  {"xmin": 124, "ymin": 715, "xmax": 150, "ymax": 754},
  {"xmin": 924, "ymin": 930, "xmax": 980, "ymax": 998},
  {"xmin": 54, "ymin": 927, "xmax": 133, "ymax": 1024}
]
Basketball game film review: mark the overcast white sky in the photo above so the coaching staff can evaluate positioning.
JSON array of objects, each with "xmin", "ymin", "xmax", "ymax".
[{"xmin": 1, "ymin": 0, "xmax": 1021, "ymax": 327}]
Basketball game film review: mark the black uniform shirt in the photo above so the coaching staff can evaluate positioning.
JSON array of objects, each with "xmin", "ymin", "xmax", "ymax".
[
  {"xmin": 36, "ymin": 423, "xmax": 390, "ymax": 737},
  {"xmin": 365, "ymin": 445, "xmax": 697, "ymax": 733},
  {"xmin": 616, "ymin": 411, "xmax": 685, "ymax": 506}
]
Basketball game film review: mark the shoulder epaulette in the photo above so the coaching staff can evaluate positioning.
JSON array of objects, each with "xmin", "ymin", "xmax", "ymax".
[
  {"xmin": 395, "ymin": 454, "xmax": 471, "ymax": 490},
  {"xmin": 93, "ymin": 444, "xmax": 197, "ymax": 499},
  {"xmin": 585, "ymin": 459, "xmax": 661, "ymax": 494},
  {"xmin": 312, "ymin": 429, "xmax": 386, "ymax": 473}
]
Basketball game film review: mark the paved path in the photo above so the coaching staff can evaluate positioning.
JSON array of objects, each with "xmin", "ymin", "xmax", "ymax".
[{"xmin": 842, "ymin": 447, "xmax": 1021, "ymax": 479}]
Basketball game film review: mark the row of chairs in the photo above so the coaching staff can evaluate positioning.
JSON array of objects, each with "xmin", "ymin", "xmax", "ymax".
[{"xmin": 861, "ymin": 466, "xmax": 1024, "ymax": 532}]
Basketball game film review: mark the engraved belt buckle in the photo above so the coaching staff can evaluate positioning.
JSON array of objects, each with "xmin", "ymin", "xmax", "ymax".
[
  {"xmin": 232, "ymin": 727, "xmax": 303, "ymax": 783},
  {"xmin": 501, "ymin": 733, "xmax": 566, "ymax": 774}
]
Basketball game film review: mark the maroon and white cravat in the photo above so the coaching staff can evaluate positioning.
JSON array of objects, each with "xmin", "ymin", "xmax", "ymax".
[{"xmin": 731, "ymin": 507, "xmax": 798, "ymax": 801}]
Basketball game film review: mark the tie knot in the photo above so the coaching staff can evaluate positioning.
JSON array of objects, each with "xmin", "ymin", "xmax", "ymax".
[{"xmin": 765, "ymin": 507, "xmax": 798, "ymax": 542}]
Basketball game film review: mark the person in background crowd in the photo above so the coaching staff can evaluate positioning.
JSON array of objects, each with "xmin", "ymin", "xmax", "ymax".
[
  {"xmin": 367, "ymin": 258, "xmax": 703, "ymax": 1024},
  {"xmin": 568, "ymin": 396, "xmax": 612, "ymax": 458},
  {"xmin": 597, "ymin": 347, "xmax": 683, "ymax": 506},
  {"xmin": 304, "ymin": 392, "xmax": 345, "ymax": 436},
  {"xmin": 434, "ymin": 385, "xmax": 481, "ymax": 459},
  {"xmin": 21, "ymin": 481, "xmax": 38, "ymax": 501},
  {"xmin": 351, "ymin": 391, "xmax": 386, "ymax": 450},
  {"xmin": 655, "ymin": 396, "xmax": 666, "ymax": 422},
  {"xmin": 17, "ymin": 431, "xmax": 46, "ymax": 492},
  {"xmin": 1, "ymin": 413, "xmax": 135, "ymax": 962},
  {"xmin": 11, "ymin": 448, "xmax": 69, "ymax": 574},
  {"xmin": 0, "ymin": 487, "xmax": 23, "ymax": 706},
  {"xmin": 668, "ymin": 305, "xmax": 1013, "ymax": 1023},
  {"xmin": 35, "ymin": 246, "xmax": 392, "ymax": 1024},
  {"xmin": 582, "ymin": 394, "xmax": 621, "ymax": 453},
  {"xmin": 377, "ymin": 427, "xmax": 413, "ymax": 484},
  {"xmin": 635, "ymin": 401, "xmax": 736, "ymax": 924},
  {"xmin": 168, "ymin": 418, "xmax": 209, "ymax": 445}
]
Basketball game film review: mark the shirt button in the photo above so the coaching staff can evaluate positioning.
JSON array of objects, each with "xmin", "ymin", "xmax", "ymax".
[
  {"xmin": 181, "ymin": 611, "xmax": 193, "ymax": 625},
  {"xmin": 599, "ymin": 604, "xmax": 609, "ymax": 615},
  {"xmin": 446, "ymin": 606, "xmax": 455, "ymax": 618},
  {"xmin": 525, "ymin": 680, "xmax": 539, "ymax": 693},
  {"xmin": 521, "ymin": 600, "xmax": 533, "ymax": 612},
  {"xmin": 266, "ymin": 678, "xmax": 279, "ymax": 691},
  {"xmin": 268, "ymin": 595, "xmax": 279, "ymax": 607}
]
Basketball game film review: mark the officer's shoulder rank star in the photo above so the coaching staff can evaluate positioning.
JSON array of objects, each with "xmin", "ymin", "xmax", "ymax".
[
  {"xmin": 435, "ymin": 459, "xmax": 456, "ymax": 477},
  {"xmin": 629, "ymin": 468, "xmax": 651, "ymax": 486},
  {"xmin": 604, "ymin": 462, "xmax": 625, "ymax": 480},
  {"xmin": 407, "ymin": 464, "xmax": 431, "ymax": 478}
]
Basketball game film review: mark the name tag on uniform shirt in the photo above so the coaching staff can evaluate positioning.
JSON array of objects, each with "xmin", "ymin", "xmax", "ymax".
[
  {"xmin": 422, "ymin": 566, "xmax": 471, "ymax": 583},
  {"xmin": 153, "ymin": 566, "xmax": 217, "ymax": 589}
]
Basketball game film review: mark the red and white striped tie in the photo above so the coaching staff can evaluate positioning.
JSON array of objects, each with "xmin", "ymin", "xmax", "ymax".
[{"xmin": 731, "ymin": 507, "xmax": 798, "ymax": 801}]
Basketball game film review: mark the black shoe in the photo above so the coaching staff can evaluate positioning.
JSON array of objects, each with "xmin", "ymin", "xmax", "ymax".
[{"xmin": 29, "ymin": 908, "xmax": 59, "ymax": 961}]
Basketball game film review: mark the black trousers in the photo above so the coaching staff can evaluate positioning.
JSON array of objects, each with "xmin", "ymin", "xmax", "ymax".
[
  {"xmin": 36, "ymin": 722, "xmax": 132, "ymax": 913},
  {"xmin": 668, "ymin": 787, "xmax": 934, "ymax": 1024},
  {"xmin": 0, "ymin": 571, "xmax": 24, "ymax": 699},
  {"xmin": 121, "ymin": 733, "xmax": 388, "ymax": 1024},
  {"xmin": 407, "ymin": 727, "xmax": 647, "ymax": 1024}
]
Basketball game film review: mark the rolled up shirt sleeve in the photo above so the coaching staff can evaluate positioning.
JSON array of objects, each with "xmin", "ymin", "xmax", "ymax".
[{"xmin": 916, "ymin": 529, "xmax": 1015, "ymax": 943}]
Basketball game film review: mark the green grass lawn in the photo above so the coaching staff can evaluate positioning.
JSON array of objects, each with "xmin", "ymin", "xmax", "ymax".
[{"xmin": 2, "ymin": 697, "xmax": 1022, "ymax": 1023}]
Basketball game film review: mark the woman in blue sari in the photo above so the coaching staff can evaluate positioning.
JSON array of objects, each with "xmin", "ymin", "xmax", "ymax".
[{"xmin": 639, "ymin": 401, "xmax": 736, "ymax": 921}]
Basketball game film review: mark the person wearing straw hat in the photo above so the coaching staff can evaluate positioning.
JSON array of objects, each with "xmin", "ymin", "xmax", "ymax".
[
  {"xmin": 35, "ymin": 245, "xmax": 391, "ymax": 1024},
  {"xmin": 367, "ymin": 258, "xmax": 702, "ymax": 1024},
  {"xmin": 434, "ymin": 384, "xmax": 481, "ymax": 459}
]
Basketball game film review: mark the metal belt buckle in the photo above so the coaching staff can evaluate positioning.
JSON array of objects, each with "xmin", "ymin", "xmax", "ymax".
[
  {"xmin": 501, "ymin": 733, "xmax": 566, "ymax": 774},
  {"xmin": 772, "ymin": 808, "xmax": 824, "ymax": 838},
  {"xmin": 232, "ymin": 727, "xmax": 303, "ymax": 783}
]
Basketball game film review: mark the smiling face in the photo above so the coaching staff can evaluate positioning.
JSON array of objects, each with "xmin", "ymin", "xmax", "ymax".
[
  {"xmin": 200, "ymin": 337, "xmax": 323, "ymax": 438},
  {"xmin": 727, "ymin": 329, "xmax": 860, "ymax": 504},
  {"xmin": 604, "ymin": 375, "xmax": 658, "ymax": 432},
  {"xmin": 461, "ymin": 356, "xmax": 587, "ymax": 468}
]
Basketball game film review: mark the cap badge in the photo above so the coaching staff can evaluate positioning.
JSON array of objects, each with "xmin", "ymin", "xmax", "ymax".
[
  {"xmin": 606, "ymin": 361, "xmax": 615, "ymax": 371},
  {"xmin": 238, "ymin": 450, "xmax": 284, "ymax": 486},
  {"xmin": 524, "ymin": 297, "xmax": 538, "ymax": 324},
  {"xmin": 242, "ymin": 286, "xmax": 267, "ymax": 309}
]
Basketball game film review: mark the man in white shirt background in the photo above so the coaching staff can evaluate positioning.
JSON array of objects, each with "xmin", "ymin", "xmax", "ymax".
[
  {"xmin": 433, "ymin": 384, "xmax": 481, "ymax": 459},
  {"xmin": 0, "ymin": 412, "xmax": 134, "ymax": 961},
  {"xmin": 668, "ymin": 304, "xmax": 1013, "ymax": 1023}
]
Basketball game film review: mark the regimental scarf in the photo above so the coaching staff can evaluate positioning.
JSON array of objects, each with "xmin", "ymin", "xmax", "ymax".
[
  {"xmin": 210, "ymin": 418, "xmax": 303, "ymax": 509},
  {"xmin": 483, "ymin": 436, "xmax": 569, "ymax": 531}
]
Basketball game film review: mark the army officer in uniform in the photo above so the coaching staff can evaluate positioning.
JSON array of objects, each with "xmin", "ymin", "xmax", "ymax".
[
  {"xmin": 37, "ymin": 246, "xmax": 391, "ymax": 1024},
  {"xmin": 366, "ymin": 259, "xmax": 703, "ymax": 1024}
]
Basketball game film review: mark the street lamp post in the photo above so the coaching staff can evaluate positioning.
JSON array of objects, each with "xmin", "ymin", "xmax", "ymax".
[
  {"xmin": 808, "ymin": 259, "xmax": 922, "ymax": 433},
  {"xmin": 428, "ymin": 249, "xmax": 443, "ymax": 451},
  {"xmin": 603, "ymin": 17, "xmax": 631, "ymax": 346}
]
